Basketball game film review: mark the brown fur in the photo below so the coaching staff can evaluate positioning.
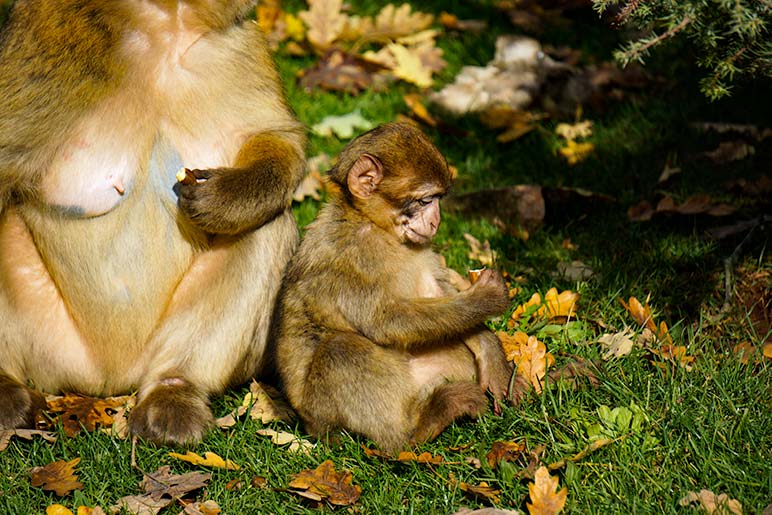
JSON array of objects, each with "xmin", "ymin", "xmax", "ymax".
[
  {"xmin": 0, "ymin": 0, "xmax": 305, "ymax": 444},
  {"xmin": 273, "ymin": 122, "xmax": 512, "ymax": 453}
]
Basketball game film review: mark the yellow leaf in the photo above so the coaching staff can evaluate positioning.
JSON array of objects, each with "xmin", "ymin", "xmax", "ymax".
[
  {"xmin": 298, "ymin": 0, "xmax": 347, "ymax": 50},
  {"xmin": 498, "ymin": 332, "xmax": 554, "ymax": 392},
  {"xmin": 284, "ymin": 13, "xmax": 306, "ymax": 42},
  {"xmin": 511, "ymin": 292, "xmax": 543, "ymax": 321},
  {"xmin": 46, "ymin": 505, "xmax": 73, "ymax": 515},
  {"xmin": 387, "ymin": 43, "xmax": 433, "ymax": 88},
  {"xmin": 555, "ymin": 120, "xmax": 593, "ymax": 140},
  {"xmin": 764, "ymin": 342, "xmax": 772, "ymax": 359},
  {"xmin": 527, "ymin": 466, "xmax": 567, "ymax": 515},
  {"xmin": 168, "ymin": 451, "xmax": 240, "ymax": 470},
  {"xmin": 650, "ymin": 344, "xmax": 694, "ymax": 371},
  {"xmin": 558, "ymin": 139, "xmax": 594, "ymax": 166},
  {"xmin": 464, "ymin": 233, "xmax": 496, "ymax": 267},
  {"xmin": 618, "ymin": 296, "xmax": 657, "ymax": 332},
  {"xmin": 543, "ymin": 287, "xmax": 579, "ymax": 318}
]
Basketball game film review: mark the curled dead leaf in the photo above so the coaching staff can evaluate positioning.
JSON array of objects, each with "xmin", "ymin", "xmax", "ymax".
[
  {"xmin": 288, "ymin": 460, "xmax": 361, "ymax": 506},
  {"xmin": 679, "ymin": 489, "xmax": 742, "ymax": 514},
  {"xmin": 486, "ymin": 440, "xmax": 526, "ymax": 469},
  {"xmin": 30, "ymin": 458, "xmax": 83, "ymax": 497},
  {"xmin": 459, "ymin": 482, "xmax": 502, "ymax": 505},
  {"xmin": 168, "ymin": 451, "xmax": 240, "ymax": 470},
  {"xmin": 527, "ymin": 466, "xmax": 567, "ymax": 515}
]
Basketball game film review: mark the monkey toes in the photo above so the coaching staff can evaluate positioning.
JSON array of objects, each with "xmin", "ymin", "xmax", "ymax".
[
  {"xmin": 412, "ymin": 382, "xmax": 488, "ymax": 444},
  {"xmin": 0, "ymin": 375, "xmax": 47, "ymax": 429},
  {"xmin": 128, "ymin": 379, "xmax": 214, "ymax": 446}
]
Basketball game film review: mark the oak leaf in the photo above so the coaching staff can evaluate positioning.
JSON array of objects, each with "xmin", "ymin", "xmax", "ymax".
[
  {"xmin": 288, "ymin": 460, "xmax": 362, "ymax": 506},
  {"xmin": 486, "ymin": 440, "xmax": 526, "ymax": 469},
  {"xmin": 256, "ymin": 428, "xmax": 315, "ymax": 453},
  {"xmin": 373, "ymin": 3, "xmax": 434, "ymax": 38},
  {"xmin": 168, "ymin": 451, "xmax": 240, "ymax": 470},
  {"xmin": 46, "ymin": 393, "xmax": 135, "ymax": 437},
  {"xmin": 312, "ymin": 110, "xmax": 374, "ymax": 139},
  {"xmin": 298, "ymin": 0, "xmax": 347, "ymax": 51},
  {"xmin": 679, "ymin": 489, "xmax": 742, "ymax": 514},
  {"xmin": 598, "ymin": 329, "xmax": 636, "ymax": 360},
  {"xmin": 30, "ymin": 458, "xmax": 83, "ymax": 497},
  {"xmin": 527, "ymin": 466, "xmax": 567, "ymax": 515},
  {"xmin": 112, "ymin": 466, "xmax": 211, "ymax": 515},
  {"xmin": 0, "ymin": 428, "xmax": 57, "ymax": 451},
  {"xmin": 498, "ymin": 331, "xmax": 554, "ymax": 392},
  {"xmin": 387, "ymin": 43, "xmax": 433, "ymax": 88},
  {"xmin": 459, "ymin": 482, "xmax": 501, "ymax": 504},
  {"xmin": 242, "ymin": 380, "xmax": 296, "ymax": 424}
]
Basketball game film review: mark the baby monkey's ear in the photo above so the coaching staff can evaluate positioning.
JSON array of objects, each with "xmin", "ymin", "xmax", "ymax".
[{"xmin": 347, "ymin": 154, "xmax": 383, "ymax": 199}]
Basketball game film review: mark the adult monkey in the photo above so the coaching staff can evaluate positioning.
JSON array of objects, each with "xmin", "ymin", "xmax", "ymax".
[
  {"xmin": 273, "ymin": 122, "xmax": 513, "ymax": 452},
  {"xmin": 0, "ymin": 0, "xmax": 305, "ymax": 445}
]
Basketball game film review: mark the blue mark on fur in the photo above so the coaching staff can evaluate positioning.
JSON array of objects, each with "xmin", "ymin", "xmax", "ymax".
[{"xmin": 148, "ymin": 135, "xmax": 185, "ymax": 201}]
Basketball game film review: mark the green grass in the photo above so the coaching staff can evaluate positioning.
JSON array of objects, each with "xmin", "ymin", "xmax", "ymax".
[{"xmin": 1, "ymin": 1, "xmax": 771, "ymax": 513}]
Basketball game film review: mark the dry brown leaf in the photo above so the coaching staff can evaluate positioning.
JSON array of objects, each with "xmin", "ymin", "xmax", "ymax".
[
  {"xmin": 650, "ymin": 344, "xmax": 694, "ymax": 371},
  {"xmin": 373, "ymin": 3, "xmax": 434, "ymax": 38},
  {"xmin": 46, "ymin": 505, "xmax": 73, "ymax": 515},
  {"xmin": 439, "ymin": 12, "xmax": 487, "ymax": 32},
  {"xmin": 679, "ymin": 489, "xmax": 742, "ymax": 514},
  {"xmin": 46, "ymin": 394, "xmax": 134, "ymax": 437},
  {"xmin": 403, "ymin": 93, "xmax": 438, "ymax": 127},
  {"xmin": 112, "ymin": 466, "xmax": 210, "ymax": 515},
  {"xmin": 243, "ymin": 380, "xmax": 296, "ymax": 424},
  {"xmin": 764, "ymin": 343, "xmax": 772, "ymax": 359},
  {"xmin": 527, "ymin": 466, "xmax": 567, "ymax": 515},
  {"xmin": 598, "ymin": 329, "xmax": 636, "ymax": 360},
  {"xmin": 299, "ymin": 48, "xmax": 388, "ymax": 94},
  {"xmin": 0, "ymin": 428, "xmax": 57, "ymax": 451},
  {"xmin": 464, "ymin": 233, "xmax": 496, "ymax": 267},
  {"xmin": 486, "ymin": 440, "xmax": 526, "ymax": 469},
  {"xmin": 180, "ymin": 500, "xmax": 222, "ymax": 515},
  {"xmin": 256, "ymin": 428, "xmax": 315, "ymax": 453},
  {"xmin": 256, "ymin": 0, "xmax": 281, "ymax": 34},
  {"xmin": 703, "ymin": 140, "xmax": 755, "ymax": 164},
  {"xmin": 396, "ymin": 451, "xmax": 444, "ymax": 464},
  {"xmin": 498, "ymin": 331, "xmax": 555, "ymax": 392},
  {"xmin": 30, "ymin": 458, "xmax": 83, "ymax": 497},
  {"xmin": 459, "ymin": 482, "xmax": 501, "ymax": 504},
  {"xmin": 733, "ymin": 342, "xmax": 757, "ymax": 364},
  {"xmin": 298, "ymin": 0, "xmax": 347, "ymax": 50},
  {"xmin": 618, "ymin": 296, "xmax": 656, "ymax": 332},
  {"xmin": 480, "ymin": 106, "xmax": 543, "ymax": 143},
  {"xmin": 288, "ymin": 460, "xmax": 362, "ymax": 506},
  {"xmin": 168, "ymin": 451, "xmax": 240, "ymax": 470}
]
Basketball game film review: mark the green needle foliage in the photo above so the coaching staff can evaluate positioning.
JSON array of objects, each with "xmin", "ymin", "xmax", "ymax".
[{"xmin": 592, "ymin": 0, "xmax": 771, "ymax": 99}]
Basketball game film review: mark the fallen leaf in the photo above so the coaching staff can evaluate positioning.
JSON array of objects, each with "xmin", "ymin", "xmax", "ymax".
[
  {"xmin": 527, "ymin": 466, "xmax": 567, "ymax": 515},
  {"xmin": 679, "ymin": 489, "xmax": 742, "ymax": 514},
  {"xmin": 556, "ymin": 260, "xmax": 595, "ymax": 281},
  {"xmin": 439, "ymin": 12, "xmax": 487, "ymax": 32},
  {"xmin": 30, "ymin": 458, "xmax": 83, "ymax": 497},
  {"xmin": 498, "ymin": 331, "xmax": 555, "ymax": 392},
  {"xmin": 547, "ymin": 437, "xmax": 617, "ymax": 471},
  {"xmin": 703, "ymin": 140, "xmax": 755, "ymax": 164},
  {"xmin": 764, "ymin": 343, "xmax": 772, "ymax": 359},
  {"xmin": 404, "ymin": 93, "xmax": 438, "ymax": 127},
  {"xmin": 46, "ymin": 394, "xmax": 134, "ymax": 437},
  {"xmin": 168, "ymin": 451, "xmax": 240, "ymax": 470},
  {"xmin": 453, "ymin": 509, "xmax": 520, "ymax": 515},
  {"xmin": 464, "ymin": 233, "xmax": 496, "ymax": 267},
  {"xmin": 733, "ymin": 342, "xmax": 757, "ymax": 364},
  {"xmin": 555, "ymin": 120, "xmax": 592, "ymax": 140},
  {"xmin": 0, "ymin": 429, "xmax": 57, "ymax": 451},
  {"xmin": 598, "ymin": 329, "xmax": 636, "ymax": 360},
  {"xmin": 386, "ymin": 43, "xmax": 434, "ymax": 88},
  {"xmin": 511, "ymin": 288, "xmax": 579, "ymax": 323},
  {"xmin": 180, "ymin": 500, "xmax": 221, "ymax": 515},
  {"xmin": 373, "ymin": 3, "xmax": 434, "ymax": 38},
  {"xmin": 256, "ymin": 0, "xmax": 281, "ymax": 34},
  {"xmin": 299, "ymin": 49, "xmax": 388, "ymax": 94},
  {"xmin": 288, "ymin": 460, "xmax": 361, "ymax": 506},
  {"xmin": 46, "ymin": 505, "xmax": 73, "ymax": 515},
  {"xmin": 312, "ymin": 110, "xmax": 374, "ymax": 139},
  {"xmin": 459, "ymin": 482, "xmax": 501, "ymax": 504},
  {"xmin": 618, "ymin": 296, "xmax": 657, "ymax": 332},
  {"xmin": 242, "ymin": 380, "xmax": 296, "ymax": 424},
  {"xmin": 480, "ymin": 106, "xmax": 543, "ymax": 143},
  {"xmin": 650, "ymin": 344, "xmax": 694, "ymax": 371},
  {"xmin": 112, "ymin": 466, "xmax": 211, "ymax": 515},
  {"xmin": 486, "ymin": 441, "xmax": 526, "ymax": 469},
  {"xmin": 298, "ymin": 0, "xmax": 347, "ymax": 51},
  {"xmin": 558, "ymin": 139, "xmax": 594, "ymax": 166},
  {"xmin": 256, "ymin": 428, "xmax": 315, "ymax": 453},
  {"xmin": 396, "ymin": 451, "xmax": 443, "ymax": 464}
]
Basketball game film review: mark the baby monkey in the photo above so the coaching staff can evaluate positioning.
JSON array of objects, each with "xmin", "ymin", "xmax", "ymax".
[{"xmin": 273, "ymin": 122, "xmax": 513, "ymax": 452}]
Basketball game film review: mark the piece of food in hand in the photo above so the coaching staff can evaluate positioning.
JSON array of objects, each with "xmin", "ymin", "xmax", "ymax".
[
  {"xmin": 468, "ymin": 268, "xmax": 487, "ymax": 284},
  {"xmin": 176, "ymin": 167, "xmax": 197, "ymax": 186}
]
